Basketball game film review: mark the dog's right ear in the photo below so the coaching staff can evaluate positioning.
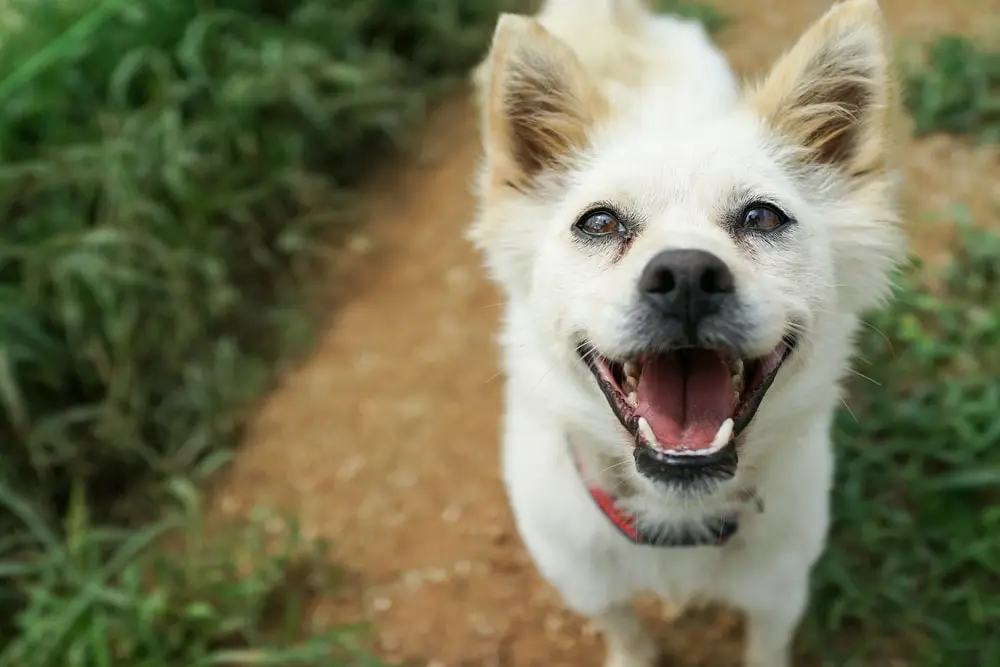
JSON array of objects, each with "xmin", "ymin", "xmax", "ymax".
[{"xmin": 482, "ymin": 14, "xmax": 608, "ymax": 191}]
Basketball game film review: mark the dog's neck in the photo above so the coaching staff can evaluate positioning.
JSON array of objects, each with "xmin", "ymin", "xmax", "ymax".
[{"xmin": 566, "ymin": 432, "xmax": 763, "ymax": 548}]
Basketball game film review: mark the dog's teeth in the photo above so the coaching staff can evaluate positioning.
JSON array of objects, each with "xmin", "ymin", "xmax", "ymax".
[
  {"xmin": 624, "ymin": 360, "xmax": 641, "ymax": 381},
  {"xmin": 637, "ymin": 417, "xmax": 657, "ymax": 445},
  {"xmin": 710, "ymin": 417, "xmax": 734, "ymax": 451},
  {"xmin": 731, "ymin": 373, "xmax": 743, "ymax": 392},
  {"xmin": 622, "ymin": 360, "xmax": 641, "ymax": 393},
  {"xmin": 731, "ymin": 358, "xmax": 744, "ymax": 377},
  {"xmin": 626, "ymin": 392, "xmax": 637, "ymax": 407}
]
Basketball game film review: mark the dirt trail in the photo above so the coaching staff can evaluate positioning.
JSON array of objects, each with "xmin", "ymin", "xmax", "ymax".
[{"xmin": 214, "ymin": 2, "xmax": 1000, "ymax": 665}]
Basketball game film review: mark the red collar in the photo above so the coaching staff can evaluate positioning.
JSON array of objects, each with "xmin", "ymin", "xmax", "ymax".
[{"xmin": 568, "ymin": 439, "xmax": 761, "ymax": 548}]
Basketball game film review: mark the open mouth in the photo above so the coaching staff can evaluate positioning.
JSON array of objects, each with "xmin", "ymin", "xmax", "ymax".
[{"xmin": 578, "ymin": 335, "xmax": 797, "ymax": 456}]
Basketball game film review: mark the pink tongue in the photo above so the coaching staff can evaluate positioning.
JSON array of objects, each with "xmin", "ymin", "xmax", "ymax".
[{"xmin": 635, "ymin": 349, "xmax": 734, "ymax": 451}]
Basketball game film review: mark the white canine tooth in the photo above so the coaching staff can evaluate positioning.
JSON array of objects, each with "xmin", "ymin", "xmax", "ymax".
[
  {"xmin": 623, "ymin": 377, "xmax": 637, "ymax": 394},
  {"xmin": 733, "ymin": 358, "xmax": 744, "ymax": 377},
  {"xmin": 710, "ymin": 417, "xmax": 734, "ymax": 452},
  {"xmin": 627, "ymin": 392, "xmax": 637, "ymax": 407},
  {"xmin": 637, "ymin": 417, "xmax": 657, "ymax": 445}
]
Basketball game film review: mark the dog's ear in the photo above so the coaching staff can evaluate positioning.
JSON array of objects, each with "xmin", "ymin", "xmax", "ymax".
[
  {"xmin": 482, "ymin": 14, "xmax": 608, "ymax": 190},
  {"xmin": 747, "ymin": 0, "xmax": 894, "ymax": 182}
]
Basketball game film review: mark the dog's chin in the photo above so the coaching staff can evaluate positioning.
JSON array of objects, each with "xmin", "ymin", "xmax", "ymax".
[{"xmin": 576, "ymin": 333, "xmax": 798, "ymax": 494}]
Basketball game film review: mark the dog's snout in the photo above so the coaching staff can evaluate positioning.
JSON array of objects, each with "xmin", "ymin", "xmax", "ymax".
[{"xmin": 638, "ymin": 249, "xmax": 735, "ymax": 332}]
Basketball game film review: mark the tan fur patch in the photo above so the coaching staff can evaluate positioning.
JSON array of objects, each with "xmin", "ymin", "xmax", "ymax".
[
  {"xmin": 482, "ymin": 15, "xmax": 611, "ymax": 191},
  {"xmin": 746, "ymin": 0, "xmax": 897, "ymax": 181},
  {"xmin": 471, "ymin": 0, "xmax": 649, "ymax": 114}
]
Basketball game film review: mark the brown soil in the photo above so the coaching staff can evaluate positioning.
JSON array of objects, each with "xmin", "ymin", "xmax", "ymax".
[{"xmin": 213, "ymin": 2, "xmax": 1000, "ymax": 665}]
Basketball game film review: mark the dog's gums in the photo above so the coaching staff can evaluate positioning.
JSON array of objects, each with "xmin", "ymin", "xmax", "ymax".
[{"xmin": 578, "ymin": 337, "xmax": 797, "ymax": 455}]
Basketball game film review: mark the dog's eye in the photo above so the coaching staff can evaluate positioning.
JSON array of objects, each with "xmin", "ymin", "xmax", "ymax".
[
  {"xmin": 742, "ymin": 205, "xmax": 788, "ymax": 232},
  {"xmin": 576, "ymin": 210, "xmax": 624, "ymax": 237}
]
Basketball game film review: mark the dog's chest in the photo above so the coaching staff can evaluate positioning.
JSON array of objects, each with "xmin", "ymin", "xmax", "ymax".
[{"xmin": 607, "ymin": 525, "xmax": 745, "ymax": 602}]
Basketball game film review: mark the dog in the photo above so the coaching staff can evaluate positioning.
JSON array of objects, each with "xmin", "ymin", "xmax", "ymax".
[{"xmin": 468, "ymin": 1, "xmax": 905, "ymax": 666}]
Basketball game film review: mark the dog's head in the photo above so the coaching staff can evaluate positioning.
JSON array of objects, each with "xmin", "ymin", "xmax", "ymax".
[{"xmin": 471, "ymin": 0, "xmax": 905, "ymax": 498}]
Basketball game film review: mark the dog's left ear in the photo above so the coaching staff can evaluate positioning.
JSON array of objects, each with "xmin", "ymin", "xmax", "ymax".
[
  {"xmin": 747, "ymin": 0, "xmax": 894, "ymax": 183},
  {"xmin": 481, "ymin": 14, "xmax": 608, "ymax": 191}
]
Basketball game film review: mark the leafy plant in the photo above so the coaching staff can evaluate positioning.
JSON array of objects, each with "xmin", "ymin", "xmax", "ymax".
[
  {"xmin": 0, "ymin": 0, "xmax": 505, "ymax": 657},
  {"xmin": 807, "ymin": 210, "xmax": 1000, "ymax": 666},
  {"xmin": 0, "ymin": 479, "xmax": 375, "ymax": 667},
  {"xmin": 653, "ymin": 0, "xmax": 728, "ymax": 33},
  {"xmin": 905, "ymin": 35, "xmax": 1000, "ymax": 141}
]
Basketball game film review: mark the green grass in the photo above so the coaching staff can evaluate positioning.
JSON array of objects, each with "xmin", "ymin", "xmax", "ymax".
[
  {"xmin": 806, "ymin": 214, "xmax": 1000, "ymax": 666},
  {"xmin": 0, "ymin": 0, "xmax": 504, "ymax": 520},
  {"xmin": 905, "ymin": 34, "xmax": 1000, "ymax": 141},
  {"xmin": 517, "ymin": 0, "xmax": 729, "ymax": 33},
  {"xmin": 0, "ymin": 480, "xmax": 376, "ymax": 667},
  {"xmin": 0, "ymin": 0, "xmax": 505, "ymax": 662},
  {"xmin": 803, "ymin": 33, "xmax": 1000, "ymax": 667},
  {"xmin": 651, "ymin": 0, "xmax": 728, "ymax": 33}
]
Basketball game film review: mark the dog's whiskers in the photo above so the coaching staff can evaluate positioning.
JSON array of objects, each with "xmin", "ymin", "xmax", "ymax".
[
  {"xmin": 839, "ymin": 397, "xmax": 859, "ymax": 423},
  {"xmin": 597, "ymin": 457, "xmax": 632, "ymax": 476},
  {"xmin": 845, "ymin": 367, "xmax": 880, "ymax": 386},
  {"xmin": 858, "ymin": 318, "xmax": 893, "ymax": 351}
]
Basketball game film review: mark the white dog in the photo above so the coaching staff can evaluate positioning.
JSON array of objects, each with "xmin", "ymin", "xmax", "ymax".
[{"xmin": 468, "ymin": 1, "xmax": 905, "ymax": 666}]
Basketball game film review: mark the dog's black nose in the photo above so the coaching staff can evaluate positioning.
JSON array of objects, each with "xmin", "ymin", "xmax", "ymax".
[{"xmin": 638, "ymin": 249, "xmax": 735, "ymax": 334}]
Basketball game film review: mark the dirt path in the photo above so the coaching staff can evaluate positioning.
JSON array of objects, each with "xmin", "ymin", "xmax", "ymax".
[{"xmin": 214, "ymin": 2, "xmax": 1000, "ymax": 665}]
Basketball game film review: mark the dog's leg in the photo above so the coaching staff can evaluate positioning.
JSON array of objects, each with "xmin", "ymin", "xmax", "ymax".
[
  {"xmin": 593, "ymin": 603, "xmax": 660, "ymax": 667},
  {"xmin": 741, "ymin": 578, "xmax": 808, "ymax": 667}
]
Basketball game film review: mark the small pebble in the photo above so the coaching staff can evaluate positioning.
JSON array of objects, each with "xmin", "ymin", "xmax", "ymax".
[
  {"xmin": 265, "ymin": 516, "xmax": 285, "ymax": 535},
  {"xmin": 336, "ymin": 456, "xmax": 365, "ymax": 481},
  {"xmin": 425, "ymin": 567, "xmax": 448, "ymax": 583},
  {"xmin": 471, "ymin": 613, "xmax": 494, "ymax": 637},
  {"xmin": 346, "ymin": 234, "xmax": 375, "ymax": 254},
  {"xmin": 219, "ymin": 495, "xmax": 238, "ymax": 514},
  {"xmin": 390, "ymin": 469, "xmax": 418, "ymax": 487},
  {"xmin": 442, "ymin": 505, "xmax": 462, "ymax": 522}
]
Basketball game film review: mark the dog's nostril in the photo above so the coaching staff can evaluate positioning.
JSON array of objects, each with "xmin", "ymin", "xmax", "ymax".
[
  {"xmin": 638, "ymin": 249, "xmax": 735, "ymax": 331},
  {"xmin": 639, "ymin": 249, "xmax": 734, "ymax": 298},
  {"xmin": 645, "ymin": 268, "xmax": 676, "ymax": 294},
  {"xmin": 699, "ymin": 264, "xmax": 734, "ymax": 295}
]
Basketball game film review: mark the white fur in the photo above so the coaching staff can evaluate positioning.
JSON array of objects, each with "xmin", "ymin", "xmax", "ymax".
[{"xmin": 469, "ymin": 1, "xmax": 905, "ymax": 666}]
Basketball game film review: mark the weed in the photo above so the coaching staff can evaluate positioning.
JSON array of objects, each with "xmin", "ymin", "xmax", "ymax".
[
  {"xmin": 806, "ymin": 210, "xmax": 1000, "ymax": 666},
  {"xmin": 905, "ymin": 35, "xmax": 1000, "ymax": 141},
  {"xmin": 0, "ymin": 0, "xmax": 503, "ymax": 660},
  {"xmin": 652, "ymin": 0, "xmax": 728, "ymax": 33},
  {"xmin": 0, "ymin": 0, "xmax": 503, "ymax": 521},
  {"xmin": 0, "ymin": 479, "xmax": 376, "ymax": 667}
]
